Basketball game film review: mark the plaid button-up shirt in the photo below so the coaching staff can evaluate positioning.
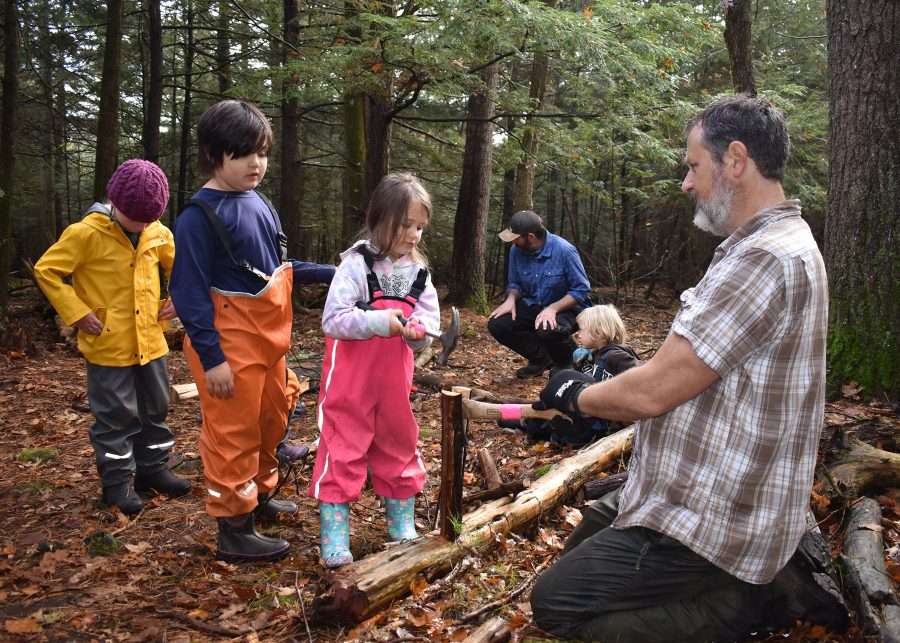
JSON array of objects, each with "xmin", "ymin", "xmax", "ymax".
[{"xmin": 614, "ymin": 200, "xmax": 828, "ymax": 584}]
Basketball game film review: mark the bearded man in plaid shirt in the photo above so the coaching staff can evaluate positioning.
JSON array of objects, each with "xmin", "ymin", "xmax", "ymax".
[{"xmin": 530, "ymin": 95, "xmax": 848, "ymax": 642}]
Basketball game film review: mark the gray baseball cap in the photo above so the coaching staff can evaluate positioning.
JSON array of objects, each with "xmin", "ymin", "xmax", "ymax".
[{"xmin": 498, "ymin": 210, "xmax": 544, "ymax": 242}]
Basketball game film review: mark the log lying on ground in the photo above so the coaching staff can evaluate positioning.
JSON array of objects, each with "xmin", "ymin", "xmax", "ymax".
[
  {"xmin": 840, "ymin": 497, "xmax": 900, "ymax": 642},
  {"xmin": 312, "ymin": 427, "xmax": 633, "ymax": 623},
  {"xmin": 584, "ymin": 471, "xmax": 629, "ymax": 501},
  {"xmin": 463, "ymin": 479, "xmax": 528, "ymax": 506},
  {"xmin": 827, "ymin": 438, "xmax": 900, "ymax": 497},
  {"xmin": 171, "ymin": 373, "xmax": 310, "ymax": 403},
  {"xmin": 463, "ymin": 616, "xmax": 509, "ymax": 643}
]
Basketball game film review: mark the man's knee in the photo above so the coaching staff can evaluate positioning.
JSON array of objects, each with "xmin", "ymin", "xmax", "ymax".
[
  {"xmin": 487, "ymin": 315, "xmax": 509, "ymax": 340},
  {"xmin": 530, "ymin": 565, "xmax": 580, "ymax": 638}
]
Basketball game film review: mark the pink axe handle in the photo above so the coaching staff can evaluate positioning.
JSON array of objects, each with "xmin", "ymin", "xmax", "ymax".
[{"xmin": 461, "ymin": 398, "xmax": 562, "ymax": 422}]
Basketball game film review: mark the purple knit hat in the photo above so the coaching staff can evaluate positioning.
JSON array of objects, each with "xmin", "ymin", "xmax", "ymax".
[{"xmin": 106, "ymin": 160, "xmax": 170, "ymax": 223}]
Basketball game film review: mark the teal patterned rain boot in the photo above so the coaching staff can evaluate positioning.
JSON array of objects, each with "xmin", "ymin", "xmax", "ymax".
[
  {"xmin": 319, "ymin": 502, "xmax": 353, "ymax": 568},
  {"xmin": 384, "ymin": 496, "xmax": 418, "ymax": 542}
]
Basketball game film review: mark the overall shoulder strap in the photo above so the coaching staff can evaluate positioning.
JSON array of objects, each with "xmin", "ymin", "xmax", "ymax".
[
  {"xmin": 255, "ymin": 191, "xmax": 288, "ymax": 262},
  {"xmin": 187, "ymin": 198, "xmax": 269, "ymax": 282},
  {"xmin": 355, "ymin": 244, "xmax": 384, "ymax": 300}
]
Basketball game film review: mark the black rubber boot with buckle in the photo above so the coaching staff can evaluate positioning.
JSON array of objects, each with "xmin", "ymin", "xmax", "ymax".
[
  {"xmin": 102, "ymin": 479, "xmax": 143, "ymax": 516},
  {"xmin": 216, "ymin": 513, "xmax": 290, "ymax": 563},
  {"xmin": 135, "ymin": 468, "xmax": 192, "ymax": 498},
  {"xmin": 255, "ymin": 492, "xmax": 299, "ymax": 522}
]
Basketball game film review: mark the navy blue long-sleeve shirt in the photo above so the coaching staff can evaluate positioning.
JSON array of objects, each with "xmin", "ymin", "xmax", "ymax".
[{"xmin": 169, "ymin": 188, "xmax": 334, "ymax": 370}]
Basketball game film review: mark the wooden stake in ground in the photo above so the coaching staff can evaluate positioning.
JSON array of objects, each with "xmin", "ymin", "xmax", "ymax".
[
  {"xmin": 439, "ymin": 388, "xmax": 468, "ymax": 540},
  {"xmin": 478, "ymin": 448, "xmax": 503, "ymax": 491},
  {"xmin": 312, "ymin": 426, "xmax": 633, "ymax": 624}
]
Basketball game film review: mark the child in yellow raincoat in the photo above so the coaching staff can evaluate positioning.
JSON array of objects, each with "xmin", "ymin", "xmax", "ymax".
[{"xmin": 34, "ymin": 160, "xmax": 191, "ymax": 516}]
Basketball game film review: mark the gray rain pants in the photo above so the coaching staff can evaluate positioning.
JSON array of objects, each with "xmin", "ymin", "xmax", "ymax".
[{"xmin": 86, "ymin": 357, "xmax": 174, "ymax": 488}]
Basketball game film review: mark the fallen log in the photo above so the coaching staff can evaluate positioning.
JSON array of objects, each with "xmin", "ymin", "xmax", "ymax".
[
  {"xmin": 312, "ymin": 426, "xmax": 633, "ymax": 624},
  {"xmin": 584, "ymin": 471, "xmax": 629, "ymax": 501},
  {"xmin": 462, "ymin": 616, "xmax": 509, "ymax": 643},
  {"xmin": 840, "ymin": 497, "xmax": 900, "ymax": 642},
  {"xmin": 463, "ymin": 479, "xmax": 528, "ymax": 506},
  {"xmin": 171, "ymin": 374, "xmax": 309, "ymax": 403},
  {"xmin": 827, "ymin": 438, "xmax": 900, "ymax": 498},
  {"xmin": 478, "ymin": 448, "xmax": 502, "ymax": 490}
]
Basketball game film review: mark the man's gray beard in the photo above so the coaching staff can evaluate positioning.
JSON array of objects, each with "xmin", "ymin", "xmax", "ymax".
[{"xmin": 692, "ymin": 178, "xmax": 735, "ymax": 237}]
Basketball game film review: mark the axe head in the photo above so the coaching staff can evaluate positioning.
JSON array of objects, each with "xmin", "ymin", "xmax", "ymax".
[{"xmin": 435, "ymin": 306, "xmax": 460, "ymax": 366}]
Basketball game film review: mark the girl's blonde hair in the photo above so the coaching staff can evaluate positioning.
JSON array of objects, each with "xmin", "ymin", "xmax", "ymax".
[
  {"xmin": 365, "ymin": 173, "xmax": 431, "ymax": 266},
  {"xmin": 576, "ymin": 304, "xmax": 627, "ymax": 345}
]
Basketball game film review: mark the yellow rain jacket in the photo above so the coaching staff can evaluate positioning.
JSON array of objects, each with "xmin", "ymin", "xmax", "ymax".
[{"xmin": 33, "ymin": 204, "xmax": 175, "ymax": 366}]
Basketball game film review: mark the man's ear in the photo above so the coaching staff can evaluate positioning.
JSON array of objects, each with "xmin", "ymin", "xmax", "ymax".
[{"xmin": 725, "ymin": 140, "xmax": 749, "ymax": 178}]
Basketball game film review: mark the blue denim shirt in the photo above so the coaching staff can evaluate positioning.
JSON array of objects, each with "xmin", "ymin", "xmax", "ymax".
[{"xmin": 507, "ymin": 232, "xmax": 591, "ymax": 309}]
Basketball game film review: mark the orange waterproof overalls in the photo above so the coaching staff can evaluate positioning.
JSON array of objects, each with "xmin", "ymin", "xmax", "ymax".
[{"xmin": 184, "ymin": 263, "xmax": 293, "ymax": 517}]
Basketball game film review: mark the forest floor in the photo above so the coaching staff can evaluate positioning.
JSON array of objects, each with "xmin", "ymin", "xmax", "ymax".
[{"xmin": 1, "ymin": 284, "xmax": 897, "ymax": 642}]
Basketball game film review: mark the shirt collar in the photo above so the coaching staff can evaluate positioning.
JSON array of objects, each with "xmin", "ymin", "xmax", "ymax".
[{"xmin": 714, "ymin": 199, "xmax": 802, "ymax": 258}]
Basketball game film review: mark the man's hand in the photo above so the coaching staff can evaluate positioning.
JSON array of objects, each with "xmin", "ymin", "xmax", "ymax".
[
  {"xmin": 535, "ymin": 307, "xmax": 558, "ymax": 330},
  {"xmin": 489, "ymin": 297, "xmax": 516, "ymax": 321},
  {"xmin": 205, "ymin": 362, "xmax": 235, "ymax": 399},
  {"xmin": 536, "ymin": 369, "xmax": 595, "ymax": 418},
  {"xmin": 157, "ymin": 298, "xmax": 177, "ymax": 321},
  {"xmin": 74, "ymin": 311, "xmax": 103, "ymax": 336}
]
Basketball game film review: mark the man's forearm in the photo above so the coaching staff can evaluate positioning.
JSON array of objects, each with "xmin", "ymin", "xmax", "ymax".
[
  {"xmin": 576, "ymin": 332, "xmax": 720, "ymax": 422},
  {"xmin": 545, "ymin": 294, "xmax": 577, "ymax": 313}
]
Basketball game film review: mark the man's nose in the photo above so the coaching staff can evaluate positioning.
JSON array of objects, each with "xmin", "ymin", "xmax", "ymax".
[{"xmin": 681, "ymin": 173, "xmax": 694, "ymax": 193}]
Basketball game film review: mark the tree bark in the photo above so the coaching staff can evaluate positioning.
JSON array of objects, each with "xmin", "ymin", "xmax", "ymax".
[
  {"xmin": 512, "ymin": 1, "xmax": 557, "ymax": 213},
  {"xmin": 0, "ymin": 0, "xmax": 19, "ymax": 314},
  {"xmin": 825, "ymin": 0, "xmax": 900, "ymax": 401},
  {"xmin": 281, "ymin": 0, "xmax": 305, "ymax": 258},
  {"xmin": 342, "ymin": 91, "xmax": 367, "ymax": 244},
  {"xmin": 216, "ymin": 0, "xmax": 231, "ymax": 95},
  {"xmin": 447, "ymin": 64, "xmax": 497, "ymax": 307},
  {"xmin": 313, "ymin": 427, "xmax": 633, "ymax": 623},
  {"xmin": 142, "ymin": 0, "xmax": 163, "ymax": 163},
  {"xmin": 176, "ymin": 0, "xmax": 195, "ymax": 214},
  {"xmin": 38, "ymin": 0, "xmax": 58, "ymax": 243},
  {"xmin": 92, "ymin": 0, "xmax": 124, "ymax": 201},
  {"xmin": 840, "ymin": 498, "xmax": 900, "ymax": 641},
  {"xmin": 723, "ymin": 0, "xmax": 756, "ymax": 95}
]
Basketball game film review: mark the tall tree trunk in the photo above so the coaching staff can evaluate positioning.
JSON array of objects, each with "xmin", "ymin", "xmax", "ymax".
[
  {"xmin": 216, "ymin": 0, "xmax": 231, "ymax": 95},
  {"xmin": 143, "ymin": 0, "xmax": 162, "ymax": 162},
  {"xmin": 343, "ymin": 91, "xmax": 367, "ymax": 244},
  {"xmin": 0, "ymin": 0, "xmax": 19, "ymax": 314},
  {"xmin": 281, "ymin": 0, "xmax": 305, "ymax": 258},
  {"xmin": 825, "ymin": 0, "xmax": 900, "ymax": 400},
  {"xmin": 545, "ymin": 166, "xmax": 560, "ymax": 232},
  {"xmin": 723, "ymin": 0, "xmax": 756, "ymax": 95},
  {"xmin": 177, "ymin": 0, "xmax": 195, "ymax": 214},
  {"xmin": 92, "ymin": 0, "xmax": 124, "ymax": 200},
  {"xmin": 363, "ymin": 0, "xmax": 395, "ymax": 197},
  {"xmin": 167, "ymin": 26, "xmax": 178, "ymax": 223},
  {"xmin": 38, "ymin": 0, "xmax": 58, "ymax": 243},
  {"xmin": 512, "ymin": 0, "xmax": 557, "ymax": 212},
  {"xmin": 447, "ymin": 64, "xmax": 497, "ymax": 308},
  {"xmin": 341, "ymin": 0, "xmax": 368, "ymax": 244}
]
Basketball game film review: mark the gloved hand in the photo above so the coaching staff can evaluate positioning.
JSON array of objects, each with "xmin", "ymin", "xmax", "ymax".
[{"xmin": 534, "ymin": 369, "xmax": 595, "ymax": 418}]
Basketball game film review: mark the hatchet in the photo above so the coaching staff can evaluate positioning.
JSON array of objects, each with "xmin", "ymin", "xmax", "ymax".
[{"xmin": 355, "ymin": 302, "xmax": 461, "ymax": 365}]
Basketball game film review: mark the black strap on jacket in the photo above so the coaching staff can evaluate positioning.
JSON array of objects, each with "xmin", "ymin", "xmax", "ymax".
[
  {"xmin": 186, "ymin": 194, "xmax": 287, "ymax": 282},
  {"xmin": 355, "ymin": 244, "xmax": 428, "ymax": 303}
]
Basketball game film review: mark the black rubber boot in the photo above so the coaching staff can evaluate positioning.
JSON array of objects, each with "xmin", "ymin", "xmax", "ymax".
[
  {"xmin": 216, "ymin": 513, "xmax": 290, "ymax": 563},
  {"xmin": 102, "ymin": 480, "xmax": 143, "ymax": 516},
  {"xmin": 255, "ymin": 492, "xmax": 299, "ymax": 522},
  {"xmin": 135, "ymin": 468, "xmax": 192, "ymax": 498}
]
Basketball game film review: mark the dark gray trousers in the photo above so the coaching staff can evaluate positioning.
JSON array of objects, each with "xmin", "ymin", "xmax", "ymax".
[
  {"xmin": 487, "ymin": 299, "xmax": 578, "ymax": 366},
  {"xmin": 86, "ymin": 357, "xmax": 174, "ymax": 488},
  {"xmin": 530, "ymin": 489, "xmax": 775, "ymax": 643}
]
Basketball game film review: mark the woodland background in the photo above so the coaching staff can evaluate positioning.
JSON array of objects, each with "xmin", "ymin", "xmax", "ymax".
[
  {"xmin": 1, "ymin": 1, "xmax": 900, "ymax": 641},
  {"xmin": 0, "ymin": 0, "xmax": 897, "ymax": 400}
]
